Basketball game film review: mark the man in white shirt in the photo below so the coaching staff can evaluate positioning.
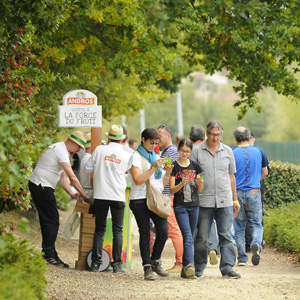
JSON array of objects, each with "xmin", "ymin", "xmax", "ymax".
[
  {"xmin": 85, "ymin": 125, "xmax": 131, "ymax": 273},
  {"xmin": 29, "ymin": 131, "xmax": 91, "ymax": 268}
]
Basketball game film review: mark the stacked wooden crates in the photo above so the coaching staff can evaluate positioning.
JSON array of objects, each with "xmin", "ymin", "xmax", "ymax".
[{"xmin": 74, "ymin": 201, "xmax": 95, "ymax": 270}]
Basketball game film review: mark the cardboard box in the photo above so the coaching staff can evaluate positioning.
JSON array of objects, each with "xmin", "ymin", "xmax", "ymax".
[{"xmin": 75, "ymin": 201, "xmax": 91, "ymax": 214}]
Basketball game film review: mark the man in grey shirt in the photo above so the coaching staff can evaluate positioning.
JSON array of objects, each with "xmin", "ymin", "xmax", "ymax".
[{"xmin": 190, "ymin": 120, "xmax": 241, "ymax": 279}]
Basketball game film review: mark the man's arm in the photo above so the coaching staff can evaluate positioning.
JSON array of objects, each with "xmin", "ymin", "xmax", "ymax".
[
  {"xmin": 61, "ymin": 162, "xmax": 91, "ymax": 203},
  {"xmin": 230, "ymin": 173, "xmax": 240, "ymax": 214},
  {"xmin": 261, "ymin": 166, "xmax": 268, "ymax": 181}
]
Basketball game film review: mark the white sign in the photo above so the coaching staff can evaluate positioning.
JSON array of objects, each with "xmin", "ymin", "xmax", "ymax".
[{"xmin": 58, "ymin": 89, "xmax": 102, "ymax": 127}]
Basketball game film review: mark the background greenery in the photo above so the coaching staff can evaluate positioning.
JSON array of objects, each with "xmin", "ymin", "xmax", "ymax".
[
  {"xmin": 264, "ymin": 202, "xmax": 300, "ymax": 253},
  {"xmin": 0, "ymin": 219, "xmax": 47, "ymax": 300}
]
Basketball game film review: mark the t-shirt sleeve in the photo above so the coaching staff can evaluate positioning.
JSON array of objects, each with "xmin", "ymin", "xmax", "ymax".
[
  {"xmin": 228, "ymin": 148, "xmax": 236, "ymax": 174},
  {"xmin": 85, "ymin": 149, "xmax": 97, "ymax": 172},
  {"xmin": 261, "ymin": 150, "xmax": 269, "ymax": 168},
  {"xmin": 129, "ymin": 152, "xmax": 147, "ymax": 173},
  {"xmin": 56, "ymin": 143, "xmax": 70, "ymax": 164}
]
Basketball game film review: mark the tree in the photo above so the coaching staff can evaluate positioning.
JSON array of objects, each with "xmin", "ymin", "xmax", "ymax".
[
  {"xmin": 0, "ymin": 0, "xmax": 76, "ymax": 213},
  {"xmin": 161, "ymin": 0, "xmax": 300, "ymax": 118}
]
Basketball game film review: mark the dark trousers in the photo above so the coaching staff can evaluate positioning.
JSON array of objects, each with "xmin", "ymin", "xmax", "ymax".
[
  {"xmin": 92, "ymin": 199, "xmax": 125, "ymax": 266},
  {"xmin": 129, "ymin": 199, "xmax": 168, "ymax": 266},
  {"xmin": 28, "ymin": 181, "xmax": 59, "ymax": 259}
]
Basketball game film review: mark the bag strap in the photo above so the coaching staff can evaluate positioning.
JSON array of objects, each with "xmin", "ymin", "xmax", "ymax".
[{"xmin": 136, "ymin": 151, "xmax": 151, "ymax": 189}]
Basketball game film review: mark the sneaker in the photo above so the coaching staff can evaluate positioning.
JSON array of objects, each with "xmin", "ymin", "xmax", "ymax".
[
  {"xmin": 46, "ymin": 257, "xmax": 69, "ymax": 268},
  {"xmin": 166, "ymin": 264, "xmax": 182, "ymax": 273},
  {"xmin": 56, "ymin": 257, "xmax": 70, "ymax": 268},
  {"xmin": 237, "ymin": 261, "xmax": 247, "ymax": 266},
  {"xmin": 144, "ymin": 266, "xmax": 156, "ymax": 281},
  {"xmin": 262, "ymin": 240, "xmax": 266, "ymax": 249},
  {"xmin": 209, "ymin": 249, "xmax": 218, "ymax": 265},
  {"xmin": 113, "ymin": 264, "xmax": 125, "ymax": 273},
  {"xmin": 251, "ymin": 243, "xmax": 260, "ymax": 266},
  {"xmin": 151, "ymin": 261, "xmax": 169, "ymax": 277},
  {"xmin": 89, "ymin": 261, "xmax": 100, "ymax": 272},
  {"xmin": 222, "ymin": 271, "xmax": 241, "ymax": 279},
  {"xmin": 180, "ymin": 264, "xmax": 196, "ymax": 279},
  {"xmin": 195, "ymin": 270, "xmax": 204, "ymax": 278}
]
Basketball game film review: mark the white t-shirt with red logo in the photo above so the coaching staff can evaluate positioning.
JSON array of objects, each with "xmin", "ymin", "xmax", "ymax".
[{"xmin": 85, "ymin": 142, "xmax": 131, "ymax": 201}]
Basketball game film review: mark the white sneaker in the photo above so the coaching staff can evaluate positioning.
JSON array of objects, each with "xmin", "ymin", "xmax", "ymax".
[{"xmin": 237, "ymin": 261, "xmax": 247, "ymax": 266}]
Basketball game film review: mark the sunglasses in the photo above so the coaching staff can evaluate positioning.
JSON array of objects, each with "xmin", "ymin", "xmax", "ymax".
[{"xmin": 149, "ymin": 141, "xmax": 159, "ymax": 145}]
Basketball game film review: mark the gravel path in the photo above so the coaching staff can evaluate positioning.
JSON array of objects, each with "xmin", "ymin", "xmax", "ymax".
[{"xmin": 2, "ymin": 210, "xmax": 300, "ymax": 300}]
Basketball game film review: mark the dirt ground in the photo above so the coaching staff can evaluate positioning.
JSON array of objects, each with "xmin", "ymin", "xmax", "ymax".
[{"xmin": 1, "ymin": 207, "xmax": 300, "ymax": 300}]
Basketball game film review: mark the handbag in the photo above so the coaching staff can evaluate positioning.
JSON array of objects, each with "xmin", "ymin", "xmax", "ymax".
[{"xmin": 138, "ymin": 152, "xmax": 172, "ymax": 218}]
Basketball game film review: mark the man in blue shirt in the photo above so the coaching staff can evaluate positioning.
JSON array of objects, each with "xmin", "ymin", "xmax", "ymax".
[{"xmin": 232, "ymin": 126, "xmax": 268, "ymax": 266}]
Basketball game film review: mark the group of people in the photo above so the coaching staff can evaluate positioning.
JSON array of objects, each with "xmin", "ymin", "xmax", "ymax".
[{"xmin": 29, "ymin": 120, "xmax": 269, "ymax": 280}]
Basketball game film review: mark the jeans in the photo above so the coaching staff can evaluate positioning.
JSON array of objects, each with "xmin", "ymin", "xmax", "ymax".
[
  {"xmin": 194, "ymin": 207, "xmax": 236, "ymax": 275},
  {"xmin": 28, "ymin": 181, "xmax": 59, "ymax": 259},
  {"xmin": 234, "ymin": 189, "xmax": 263, "ymax": 263},
  {"xmin": 129, "ymin": 199, "xmax": 168, "ymax": 266},
  {"xmin": 174, "ymin": 205, "xmax": 199, "ymax": 266},
  {"xmin": 208, "ymin": 220, "xmax": 219, "ymax": 253},
  {"xmin": 92, "ymin": 199, "xmax": 125, "ymax": 266}
]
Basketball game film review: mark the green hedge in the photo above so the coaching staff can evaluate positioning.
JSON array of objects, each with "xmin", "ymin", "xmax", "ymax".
[
  {"xmin": 264, "ymin": 202, "xmax": 300, "ymax": 253},
  {"xmin": 0, "ymin": 219, "xmax": 47, "ymax": 300},
  {"xmin": 264, "ymin": 160, "xmax": 300, "ymax": 209}
]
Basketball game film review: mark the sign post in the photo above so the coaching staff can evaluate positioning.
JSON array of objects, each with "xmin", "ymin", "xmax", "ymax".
[
  {"xmin": 58, "ymin": 89, "xmax": 132, "ymax": 271},
  {"xmin": 58, "ymin": 89, "xmax": 102, "ymax": 127}
]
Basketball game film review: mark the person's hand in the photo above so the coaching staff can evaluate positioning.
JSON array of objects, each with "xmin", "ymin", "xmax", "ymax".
[
  {"xmin": 163, "ymin": 164, "xmax": 173, "ymax": 173},
  {"xmin": 70, "ymin": 192, "xmax": 80, "ymax": 200},
  {"xmin": 83, "ymin": 195, "xmax": 92, "ymax": 204},
  {"xmin": 195, "ymin": 177, "xmax": 203, "ymax": 186},
  {"xmin": 233, "ymin": 201, "xmax": 240, "ymax": 218},
  {"xmin": 152, "ymin": 158, "xmax": 163, "ymax": 170},
  {"xmin": 182, "ymin": 176, "xmax": 189, "ymax": 186}
]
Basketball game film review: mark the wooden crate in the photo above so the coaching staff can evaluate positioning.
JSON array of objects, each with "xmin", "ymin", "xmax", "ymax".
[{"xmin": 75, "ymin": 202, "xmax": 91, "ymax": 214}]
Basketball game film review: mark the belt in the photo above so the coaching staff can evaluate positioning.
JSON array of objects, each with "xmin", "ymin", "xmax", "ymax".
[{"xmin": 131, "ymin": 199, "xmax": 146, "ymax": 205}]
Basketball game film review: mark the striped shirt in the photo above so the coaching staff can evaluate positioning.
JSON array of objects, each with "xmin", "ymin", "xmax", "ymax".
[{"xmin": 161, "ymin": 144, "xmax": 179, "ymax": 196}]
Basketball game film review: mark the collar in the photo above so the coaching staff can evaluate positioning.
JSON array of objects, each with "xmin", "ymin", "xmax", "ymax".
[{"xmin": 203, "ymin": 140, "xmax": 224, "ymax": 153}]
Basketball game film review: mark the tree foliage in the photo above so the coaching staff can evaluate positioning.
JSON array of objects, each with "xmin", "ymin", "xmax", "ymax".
[
  {"xmin": 0, "ymin": 0, "xmax": 75, "ymax": 213},
  {"xmin": 1, "ymin": 0, "xmax": 300, "ymax": 213},
  {"xmin": 166, "ymin": 0, "xmax": 300, "ymax": 118}
]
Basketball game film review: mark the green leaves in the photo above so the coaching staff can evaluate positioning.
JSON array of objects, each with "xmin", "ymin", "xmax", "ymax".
[
  {"xmin": 264, "ymin": 202, "xmax": 300, "ymax": 253},
  {"xmin": 264, "ymin": 160, "xmax": 300, "ymax": 210},
  {"xmin": 173, "ymin": 0, "xmax": 300, "ymax": 117}
]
